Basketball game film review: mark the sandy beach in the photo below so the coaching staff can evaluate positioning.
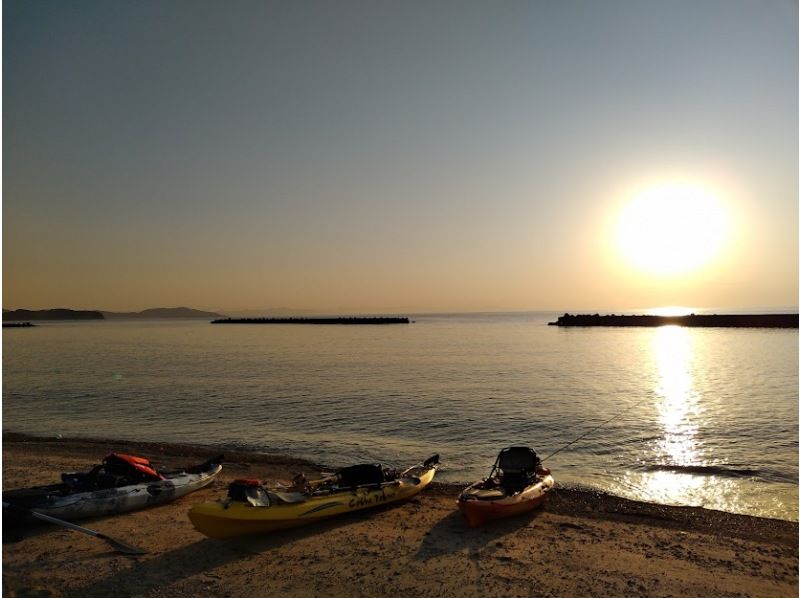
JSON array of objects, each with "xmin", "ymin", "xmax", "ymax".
[{"xmin": 3, "ymin": 434, "xmax": 797, "ymax": 597}]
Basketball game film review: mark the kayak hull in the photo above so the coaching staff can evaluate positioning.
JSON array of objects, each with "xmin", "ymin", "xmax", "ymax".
[
  {"xmin": 189, "ymin": 466, "xmax": 436, "ymax": 539},
  {"xmin": 458, "ymin": 474, "xmax": 554, "ymax": 527}
]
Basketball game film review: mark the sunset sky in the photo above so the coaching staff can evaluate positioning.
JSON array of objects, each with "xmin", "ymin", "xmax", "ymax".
[{"xmin": 4, "ymin": 1, "xmax": 797, "ymax": 313}]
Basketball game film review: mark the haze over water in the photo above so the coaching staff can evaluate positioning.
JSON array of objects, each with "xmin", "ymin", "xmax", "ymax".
[{"xmin": 4, "ymin": 313, "xmax": 797, "ymax": 522}]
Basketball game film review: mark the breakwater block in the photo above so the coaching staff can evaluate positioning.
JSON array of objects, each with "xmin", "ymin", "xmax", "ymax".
[
  {"xmin": 548, "ymin": 313, "xmax": 798, "ymax": 328},
  {"xmin": 212, "ymin": 316, "xmax": 410, "ymax": 325}
]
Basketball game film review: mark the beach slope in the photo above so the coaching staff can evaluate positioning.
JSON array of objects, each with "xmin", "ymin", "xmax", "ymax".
[{"xmin": 3, "ymin": 435, "xmax": 797, "ymax": 597}]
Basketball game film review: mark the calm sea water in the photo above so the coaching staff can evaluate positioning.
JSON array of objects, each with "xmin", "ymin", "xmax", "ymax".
[{"xmin": 3, "ymin": 312, "xmax": 798, "ymax": 521}]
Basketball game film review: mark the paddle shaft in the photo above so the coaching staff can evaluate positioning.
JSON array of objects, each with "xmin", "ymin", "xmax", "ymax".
[{"xmin": 3, "ymin": 502, "xmax": 147, "ymax": 555}]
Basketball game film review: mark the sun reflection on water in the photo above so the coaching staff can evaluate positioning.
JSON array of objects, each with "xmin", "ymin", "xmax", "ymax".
[
  {"xmin": 653, "ymin": 326, "xmax": 702, "ymax": 466},
  {"xmin": 641, "ymin": 326, "xmax": 708, "ymax": 505}
]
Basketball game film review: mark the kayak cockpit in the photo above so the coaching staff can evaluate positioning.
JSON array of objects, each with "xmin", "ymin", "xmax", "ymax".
[
  {"xmin": 224, "ymin": 454, "xmax": 440, "ymax": 509},
  {"xmin": 457, "ymin": 447, "xmax": 553, "ymax": 527}
]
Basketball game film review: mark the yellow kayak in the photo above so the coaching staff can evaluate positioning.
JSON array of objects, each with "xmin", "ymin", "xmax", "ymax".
[{"xmin": 189, "ymin": 455, "xmax": 439, "ymax": 538}]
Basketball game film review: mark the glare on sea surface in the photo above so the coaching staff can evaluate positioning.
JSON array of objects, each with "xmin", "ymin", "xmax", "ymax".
[
  {"xmin": 652, "ymin": 326, "xmax": 701, "ymax": 467},
  {"xmin": 615, "ymin": 183, "xmax": 729, "ymax": 276},
  {"xmin": 634, "ymin": 326, "xmax": 713, "ymax": 506},
  {"xmin": 630, "ymin": 327, "xmax": 785, "ymax": 517}
]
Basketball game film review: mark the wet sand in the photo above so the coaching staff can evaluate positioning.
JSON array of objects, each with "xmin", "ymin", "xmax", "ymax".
[{"xmin": 3, "ymin": 434, "xmax": 797, "ymax": 597}]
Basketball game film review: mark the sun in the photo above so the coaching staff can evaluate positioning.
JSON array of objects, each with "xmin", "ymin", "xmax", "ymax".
[{"xmin": 615, "ymin": 183, "xmax": 729, "ymax": 276}]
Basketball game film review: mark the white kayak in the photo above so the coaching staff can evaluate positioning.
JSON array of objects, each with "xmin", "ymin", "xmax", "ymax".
[{"xmin": 4, "ymin": 452, "xmax": 223, "ymax": 522}]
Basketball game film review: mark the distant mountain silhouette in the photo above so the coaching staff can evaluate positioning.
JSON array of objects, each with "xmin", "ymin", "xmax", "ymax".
[
  {"xmin": 102, "ymin": 307, "xmax": 225, "ymax": 319},
  {"xmin": 3, "ymin": 309, "xmax": 104, "ymax": 321},
  {"xmin": 226, "ymin": 307, "xmax": 316, "ymax": 316}
]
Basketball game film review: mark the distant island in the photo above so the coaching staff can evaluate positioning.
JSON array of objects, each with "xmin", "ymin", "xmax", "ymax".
[
  {"xmin": 3, "ymin": 306, "xmax": 225, "ymax": 321},
  {"xmin": 212, "ymin": 316, "xmax": 410, "ymax": 325},
  {"xmin": 102, "ymin": 307, "xmax": 225, "ymax": 319},
  {"xmin": 3, "ymin": 309, "xmax": 104, "ymax": 321},
  {"xmin": 3, "ymin": 322, "xmax": 35, "ymax": 328},
  {"xmin": 549, "ymin": 313, "xmax": 799, "ymax": 328}
]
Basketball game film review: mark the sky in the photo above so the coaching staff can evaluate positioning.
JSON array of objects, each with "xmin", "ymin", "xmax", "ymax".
[{"xmin": 3, "ymin": 1, "xmax": 798, "ymax": 313}]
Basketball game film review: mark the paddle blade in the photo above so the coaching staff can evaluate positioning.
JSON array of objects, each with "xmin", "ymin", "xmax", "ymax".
[
  {"xmin": 8, "ymin": 504, "xmax": 148, "ymax": 556},
  {"xmin": 96, "ymin": 532, "xmax": 148, "ymax": 555}
]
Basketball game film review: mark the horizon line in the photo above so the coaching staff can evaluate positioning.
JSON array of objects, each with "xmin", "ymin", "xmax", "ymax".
[{"xmin": 4, "ymin": 305, "xmax": 799, "ymax": 316}]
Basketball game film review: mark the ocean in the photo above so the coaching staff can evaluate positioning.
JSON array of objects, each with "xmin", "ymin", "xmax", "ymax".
[{"xmin": 3, "ymin": 312, "xmax": 797, "ymax": 521}]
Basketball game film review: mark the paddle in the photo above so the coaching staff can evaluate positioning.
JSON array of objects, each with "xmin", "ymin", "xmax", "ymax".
[{"xmin": 3, "ymin": 502, "xmax": 147, "ymax": 556}]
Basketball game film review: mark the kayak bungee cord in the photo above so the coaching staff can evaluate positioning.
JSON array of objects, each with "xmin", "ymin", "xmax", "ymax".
[{"xmin": 540, "ymin": 403, "xmax": 635, "ymax": 463}]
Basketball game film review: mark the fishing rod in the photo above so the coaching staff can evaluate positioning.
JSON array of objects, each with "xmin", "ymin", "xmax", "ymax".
[{"xmin": 540, "ymin": 403, "xmax": 635, "ymax": 463}]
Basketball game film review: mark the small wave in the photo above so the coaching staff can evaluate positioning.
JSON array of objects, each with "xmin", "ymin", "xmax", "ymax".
[{"xmin": 638, "ymin": 464, "xmax": 760, "ymax": 478}]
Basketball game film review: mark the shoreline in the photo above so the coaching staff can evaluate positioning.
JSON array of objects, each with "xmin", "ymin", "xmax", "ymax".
[
  {"xmin": 4, "ymin": 432, "xmax": 797, "ymax": 535},
  {"xmin": 3, "ymin": 433, "xmax": 798, "ymax": 596}
]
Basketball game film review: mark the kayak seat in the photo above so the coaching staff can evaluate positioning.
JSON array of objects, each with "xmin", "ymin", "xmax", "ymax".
[
  {"xmin": 62, "ymin": 465, "xmax": 117, "ymax": 492},
  {"xmin": 337, "ymin": 464, "xmax": 385, "ymax": 488},
  {"xmin": 228, "ymin": 479, "xmax": 271, "ymax": 507},
  {"xmin": 494, "ymin": 447, "xmax": 541, "ymax": 495}
]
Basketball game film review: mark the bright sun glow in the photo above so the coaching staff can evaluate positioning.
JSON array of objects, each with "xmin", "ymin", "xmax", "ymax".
[
  {"xmin": 616, "ymin": 183, "xmax": 729, "ymax": 276},
  {"xmin": 646, "ymin": 306, "xmax": 697, "ymax": 317}
]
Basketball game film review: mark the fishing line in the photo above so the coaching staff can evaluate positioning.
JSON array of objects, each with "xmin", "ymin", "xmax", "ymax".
[{"xmin": 540, "ymin": 402, "xmax": 636, "ymax": 463}]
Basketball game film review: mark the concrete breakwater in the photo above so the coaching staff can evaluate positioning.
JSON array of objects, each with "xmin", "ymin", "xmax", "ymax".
[
  {"xmin": 212, "ymin": 316, "xmax": 410, "ymax": 325},
  {"xmin": 549, "ymin": 313, "xmax": 798, "ymax": 328}
]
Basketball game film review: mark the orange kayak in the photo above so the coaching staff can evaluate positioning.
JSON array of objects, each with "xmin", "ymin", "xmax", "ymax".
[{"xmin": 457, "ymin": 470, "xmax": 554, "ymax": 527}]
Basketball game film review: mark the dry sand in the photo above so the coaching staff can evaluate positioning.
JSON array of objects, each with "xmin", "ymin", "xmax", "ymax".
[{"xmin": 3, "ymin": 434, "xmax": 797, "ymax": 597}]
